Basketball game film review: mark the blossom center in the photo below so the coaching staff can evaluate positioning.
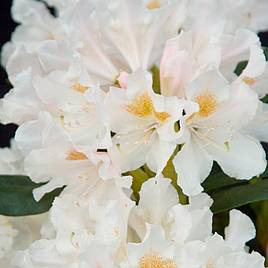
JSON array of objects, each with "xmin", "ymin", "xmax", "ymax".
[
  {"xmin": 72, "ymin": 83, "xmax": 89, "ymax": 93},
  {"xmin": 195, "ymin": 91, "xmax": 217, "ymax": 117},
  {"xmin": 127, "ymin": 93, "xmax": 170, "ymax": 122},
  {"xmin": 139, "ymin": 252, "xmax": 177, "ymax": 268},
  {"xmin": 206, "ymin": 262, "xmax": 214, "ymax": 268},
  {"xmin": 242, "ymin": 76, "xmax": 256, "ymax": 86},
  {"xmin": 147, "ymin": 0, "xmax": 160, "ymax": 9},
  {"xmin": 66, "ymin": 151, "xmax": 88, "ymax": 160}
]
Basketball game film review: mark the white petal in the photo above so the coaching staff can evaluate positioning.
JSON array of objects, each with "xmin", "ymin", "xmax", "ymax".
[
  {"xmin": 173, "ymin": 137, "xmax": 213, "ymax": 196},
  {"xmin": 146, "ymin": 137, "xmax": 176, "ymax": 174},
  {"xmin": 186, "ymin": 69, "xmax": 229, "ymax": 103},
  {"xmin": 220, "ymin": 251, "xmax": 265, "ymax": 268},
  {"xmin": 168, "ymin": 205, "xmax": 192, "ymax": 244},
  {"xmin": 6, "ymin": 47, "xmax": 44, "ymax": 83},
  {"xmin": 240, "ymin": 44, "xmax": 266, "ymax": 80},
  {"xmin": 208, "ymin": 133, "xmax": 266, "ymax": 180},
  {"xmin": 225, "ymin": 209, "xmax": 256, "ymax": 250},
  {"xmin": 129, "ymin": 177, "xmax": 178, "ymax": 239},
  {"xmin": 244, "ymin": 101, "xmax": 268, "ymax": 143}
]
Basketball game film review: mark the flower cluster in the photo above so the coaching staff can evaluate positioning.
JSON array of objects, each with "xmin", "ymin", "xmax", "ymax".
[{"xmin": 0, "ymin": 0, "xmax": 268, "ymax": 267}]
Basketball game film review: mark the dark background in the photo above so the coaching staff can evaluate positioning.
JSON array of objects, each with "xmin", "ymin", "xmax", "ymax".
[
  {"xmin": 0, "ymin": 0, "xmax": 268, "ymax": 147},
  {"xmin": 0, "ymin": 0, "xmax": 18, "ymax": 147}
]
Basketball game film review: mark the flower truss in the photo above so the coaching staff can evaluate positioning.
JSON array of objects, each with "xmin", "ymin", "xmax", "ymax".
[{"xmin": 0, "ymin": 0, "xmax": 268, "ymax": 267}]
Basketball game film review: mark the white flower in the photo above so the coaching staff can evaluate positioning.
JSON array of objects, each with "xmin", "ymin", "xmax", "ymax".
[
  {"xmin": 106, "ymin": 70, "xmax": 184, "ymax": 174},
  {"xmin": 15, "ymin": 112, "xmax": 113, "ymax": 200},
  {"xmin": 0, "ymin": 1, "xmax": 267, "ymax": 267},
  {"xmin": 129, "ymin": 177, "xmax": 213, "ymax": 244},
  {"xmin": 13, "ymin": 176, "xmax": 134, "ymax": 267},
  {"xmin": 173, "ymin": 69, "xmax": 266, "ymax": 195},
  {"xmin": 121, "ymin": 224, "xmax": 178, "ymax": 268},
  {"xmin": 188, "ymin": 0, "xmax": 268, "ymax": 34},
  {"xmin": 5, "ymin": 0, "xmax": 63, "ymax": 58},
  {"xmin": 218, "ymin": 0, "xmax": 268, "ymax": 33},
  {"xmin": 160, "ymin": 25, "xmax": 266, "ymax": 99},
  {"xmin": 58, "ymin": 0, "xmax": 185, "ymax": 86},
  {"xmin": 160, "ymin": 12, "xmax": 224, "ymax": 98},
  {"xmin": 32, "ymin": 62, "xmax": 111, "ymax": 150},
  {"xmin": 177, "ymin": 210, "xmax": 264, "ymax": 268}
]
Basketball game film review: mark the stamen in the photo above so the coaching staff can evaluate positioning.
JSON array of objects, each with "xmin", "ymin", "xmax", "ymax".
[
  {"xmin": 154, "ymin": 111, "xmax": 170, "ymax": 122},
  {"xmin": 127, "ymin": 93, "xmax": 154, "ymax": 117},
  {"xmin": 139, "ymin": 252, "xmax": 177, "ymax": 268},
  {"xmin": 147, "ymin": 0, "xmax": 161, "ymax": 9},
  {"xmin": 127, "ymin": 93, "xmax": 170, "ymax": 122},
  {"xmin": 66, "ymin": 151, "xmax": 88, "ymax": 160},
  {"xmin": 242, "ymin": 76, "xmax": 257, "ymax": 86},
  {"xmin": 72, "ymin": 83, "xmax": 89, "ymax": 93},
  {"xmin": 195, "ymin": 91, "xmax": 217, "ymax": 117},
  {"xmin": 206, "ymin": 262, "xmax": 214, "ymax": 268}
]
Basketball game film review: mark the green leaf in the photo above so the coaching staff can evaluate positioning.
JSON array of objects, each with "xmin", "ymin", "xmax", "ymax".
[
  {"xmin": 208, "ymin": 178, "xmax": 268, "ymax": 214},
  {"xmin": 202, "ymin": 169, "xmax": 247, "ymax": 192},
  {"xmin": 261, "ymin": 94, "xmax": 268, "ymax": 103},
  {"xmin": 251, "ymin": 200, "xmax": 268, "ymax": 266},
  {"xmin": 0, "ymin": 175, "xmax": 63, "ymax": 216},
  {"xmin": 163, "ymin": 146, "xmax": 188, "ymax": 204},
  {"xmin": 151, "ymin": 65, "xmax": 161, "ymax": 94},
  {"xmin": 202, "ymin": 165, "xmax": 268, "ymax": 214},
  {"xmin": 234, "ymin": 61, "xmax": 248, "ymax": 76},
  {"xmin": 127, "ymin": 168, "xmax": 150, "ymax": 200},
  {"xmin": 263, "ymin": 47, "xmax": 268, "ymax": 60}
]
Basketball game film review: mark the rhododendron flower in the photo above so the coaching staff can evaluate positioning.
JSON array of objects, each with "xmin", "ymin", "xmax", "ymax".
[{"xmin": 0, "ymin": 0, "xmax": 268, "ymax": 267}]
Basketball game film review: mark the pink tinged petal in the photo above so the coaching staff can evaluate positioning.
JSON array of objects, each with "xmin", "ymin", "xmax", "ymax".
[
  {"xmin": 220, "ymin": 29, "xmax": 261, "ymax": 80},
  {"xmin": 160, "ymin": 35, "xmax": 197, "ymax": 98},
  {"xmin": 37, "ymin": 41, "xmax": 73, "ymax": 73},
  {"xmin": 2, "ymin": 69, "xmax": 42, "ymax": 125},
  {"xmin": 117, "ymin": 71, "xmax": 129, "ymax": 89},
  {"xmin": 6, "ymin": 47, "xmax": 44, "ymax": 84},
  {"xmin": 173, "ymin": 137, "xmax": 213, "ymax": 196}
]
